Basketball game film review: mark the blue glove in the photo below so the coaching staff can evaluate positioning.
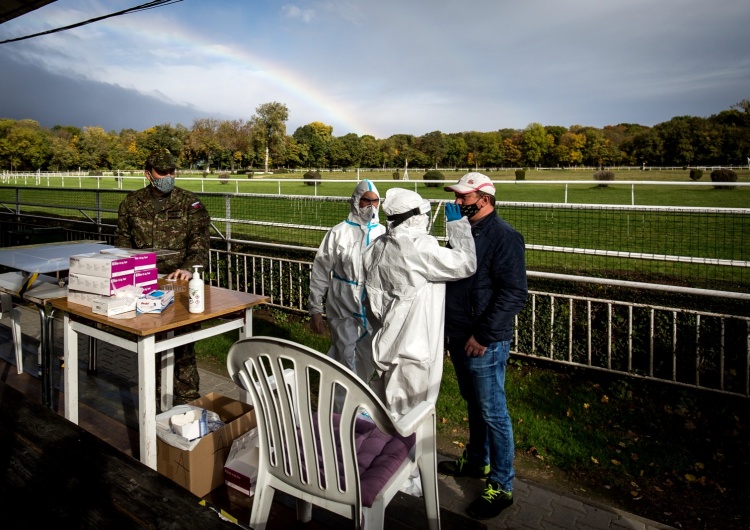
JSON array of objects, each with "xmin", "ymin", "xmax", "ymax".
[{"xmin": 445, "ymin": 202, "xmax": 462, "ymax": 222}]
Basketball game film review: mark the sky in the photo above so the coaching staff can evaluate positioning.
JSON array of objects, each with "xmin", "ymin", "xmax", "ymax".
[{"xmin": 0, "ymin": 0, "xmax": 749, "ymax": 139}]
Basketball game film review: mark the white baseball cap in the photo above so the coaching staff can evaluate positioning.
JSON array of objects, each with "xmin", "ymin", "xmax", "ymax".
[{"xmin": 444, "ymin": 172, "xmax": 496, "ymax": 196}]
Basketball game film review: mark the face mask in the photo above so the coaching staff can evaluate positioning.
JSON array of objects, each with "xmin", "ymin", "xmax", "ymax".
[
  {"xmin": 459, "ymin": 202, "xmax": 481, "ymax": 219},
  {"xmin": 359, "ymin": 205, "xmax": 376, "ymax": 223},
  {"xmin": 151, "ymin": 175, "xmax": 175, "ymax": 194}
]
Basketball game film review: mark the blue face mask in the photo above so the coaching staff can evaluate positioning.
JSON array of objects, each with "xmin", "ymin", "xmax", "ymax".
[{"xmin": 150, "ymin": 174, "xmax": 175, "ymax": 194}]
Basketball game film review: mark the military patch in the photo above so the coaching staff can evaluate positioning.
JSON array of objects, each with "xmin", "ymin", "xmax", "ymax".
[
  {"xmin": 167, "ymin": 210, "xmax": 182, "ymax": 219},
  {"xmin": 191, "ymin": 201, "xmax": 203, "ymax": 209}
]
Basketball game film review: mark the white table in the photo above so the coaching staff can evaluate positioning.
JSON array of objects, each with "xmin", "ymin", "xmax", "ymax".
[
  {"xmin": 0, "ymin": 241, "xmax": 113, "ymax": 407},
  {"xmin": 50, "ymin": 282, "xmax": 268, "ymax": 470}
]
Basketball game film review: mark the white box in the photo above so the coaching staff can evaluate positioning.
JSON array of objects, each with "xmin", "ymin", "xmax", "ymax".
[
  {"xmin": 224, "ymin": 428, "xmax": 260, "ymax": 496},
  {"xmin": 91, "ymin": 296, "xmax": 137, "ymax": 316},
  {"xmin": 69, "ymin": 253, "xmax": 134, "ymax": 278},
  {"xmin": 68, "ymin": 272, "xmax": 134, "ymax": 296},
  {"xmin": 169, "ymin": 409, "xmax": 203, "ymax": 441},
  {"xmin": 136, "ymin": 289, "xmax": 174, "ymax": 314},
  {"xmin": 67, "ymin": 290, "xmax": 99, "ymax": 307}
]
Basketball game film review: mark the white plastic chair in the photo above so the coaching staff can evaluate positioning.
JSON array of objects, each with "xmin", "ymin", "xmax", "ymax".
[
  {"xmin": 226, "ymin": 336, "xmax": 440, "ymax": 530},
  {"xmin": 0, "ymin": 293, "xmax": 23, "ymax": 374}
]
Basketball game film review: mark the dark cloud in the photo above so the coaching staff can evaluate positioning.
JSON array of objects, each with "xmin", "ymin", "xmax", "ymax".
[{"xmin": 0, "ymin": 53, "xmax": 217, "ymax": 131}]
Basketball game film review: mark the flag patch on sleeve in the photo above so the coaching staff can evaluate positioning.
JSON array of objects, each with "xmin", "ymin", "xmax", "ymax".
[{"xmin": 191, "ymin": 201, "xmax": 203, "ymax": 209}]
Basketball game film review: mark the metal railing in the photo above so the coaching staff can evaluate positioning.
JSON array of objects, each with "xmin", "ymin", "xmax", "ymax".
[{"xmin": 1, "ymin": 186, "xmax": 748, "ymax": 398}]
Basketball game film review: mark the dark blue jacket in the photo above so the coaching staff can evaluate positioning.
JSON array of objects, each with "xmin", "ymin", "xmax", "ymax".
[{"xmin": 445, "ymin": 211, "xmax": 528, "ymax": 346}]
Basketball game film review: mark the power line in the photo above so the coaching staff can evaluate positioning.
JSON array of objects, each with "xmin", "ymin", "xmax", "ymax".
[{"xmin": 0, "ymin": 0, "xmax": 183, "ymax": 45}]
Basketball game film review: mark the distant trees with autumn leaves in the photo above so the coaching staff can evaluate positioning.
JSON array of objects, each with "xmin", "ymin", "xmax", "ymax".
[{"xmin": 1, "ymin": 100, "xmax": 748, "ymax": 172}]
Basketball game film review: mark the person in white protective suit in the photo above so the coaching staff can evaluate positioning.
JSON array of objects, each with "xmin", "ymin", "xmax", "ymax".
[
  {"xmin": 308, "ymin": 180, "xmax": 386, "ymax": 382},
  {"xmin": 363, "ymin": 187, "xmax": 477, "ymax": 420}
]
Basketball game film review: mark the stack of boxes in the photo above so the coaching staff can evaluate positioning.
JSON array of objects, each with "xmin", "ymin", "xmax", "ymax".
[{"xmin": 67, "ymin": 248, "xmax": 158, "ymax": 308}]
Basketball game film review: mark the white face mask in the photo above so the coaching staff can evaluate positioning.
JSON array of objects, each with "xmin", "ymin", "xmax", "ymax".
[{"xmin": 359, "ymin": 205, "xmax": 376, "ymax": 223}]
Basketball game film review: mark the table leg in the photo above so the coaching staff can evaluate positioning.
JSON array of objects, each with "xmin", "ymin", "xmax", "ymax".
[
  {"xmin": 239, "ymin": 308, "xmax": 253, "ymax": 339},
  {"xmin": 160, "ymin": 331, "xmax": 174, "ymax": 412},
  {"xmin": 35, "ymin": 304, "xmax": 60, "ymax": 409},
  {"xmin": 62, "ymin": 313, "xmax": 78, "ymax": 423},
  {"xmin": 138, "ymin": 335, "xmax": 157, "ymax": 469}
]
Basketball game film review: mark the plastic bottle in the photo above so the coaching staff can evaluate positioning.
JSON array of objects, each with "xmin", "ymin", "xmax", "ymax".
[{"xmin": 188, "ymin": 264, "xmax": 204, "ymax": 313}]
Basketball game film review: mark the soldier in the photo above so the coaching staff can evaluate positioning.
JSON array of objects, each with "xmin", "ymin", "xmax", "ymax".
[{"xmin": 114, "ymin": 147, "xmax": 210, "ymax": 404}]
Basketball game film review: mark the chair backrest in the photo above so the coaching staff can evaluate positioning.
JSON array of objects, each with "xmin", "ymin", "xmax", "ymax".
[{"xmin": 226, "ymin": 336, "xmax": 409, "ymax": 519}]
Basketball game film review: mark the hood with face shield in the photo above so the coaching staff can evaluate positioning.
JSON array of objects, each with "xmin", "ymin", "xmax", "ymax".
[
  {"xmin": 382, "ymin": 188, "xmax": 432, "ymax": 232},
  {"xmin": 348, "ymin": 179, "xmax": 381, "ymax": 225}
]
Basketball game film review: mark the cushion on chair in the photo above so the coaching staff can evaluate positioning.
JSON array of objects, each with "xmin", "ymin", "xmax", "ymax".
[
  {"xmin": 353, "ymin": 417, "xmax": 415, "ymax": 507},
  {"xmin": 318, "ymin": 413, "xmax": 414, "ymax": 507}
]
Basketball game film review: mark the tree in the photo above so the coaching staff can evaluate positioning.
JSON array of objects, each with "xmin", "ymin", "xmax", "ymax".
[
  {"xmin": 359, "ymin": 135, "xmax": 382, "ymax": 168},
  {"xmin": 444, "ymin": 134, "xmax": 469, "ymax": 168},
  {"xmin": 186, "ymin": 118, "xmax": 222, "ymax": 172},
  {"xmin": 217, "ymin": 119, "xmax": 254, "ymax": 171},
  {"xmin": 292, "ymin": 122, "xmax": 333, "ymax": 169},
  {"xmin": 419, "ymin": 131, "xmax": 446, "ymax": 168},
  {"xmin": 521, "ymin": 123, "xmax": 550, "ymax": 167},
  {"xmin": 76, "ymin": 126, "xmax": 115, "ymax": 170},
  {"xmin": 47, "ymin": 132, "xmax": 78, "ymax": 171},
  {"xmin": 501, "ymin": 137, "xmax": 522, "ymax": 166},
  {"xmin": 334, "ymin": 133, "xmax": 363, "ymax": 169},
  {"xmin": 251, "ymin": 102, "xmax": 289, "ymax": 172},
  {"xmin": 0, "ymin": 119, "xmax": 51, "ymax": 170}
]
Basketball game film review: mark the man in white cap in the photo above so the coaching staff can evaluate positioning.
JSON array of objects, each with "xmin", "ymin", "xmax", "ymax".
[
  {"xmin": 309, "ymin": 180, "xmax": 385, "ymax": 382},
  {"xmin": 362, "ymin": 187, "xmax": 476, "ymax": 419},
  {"xmin": 438, "ymin": 172, "xmax": 528, "ymax": 520}
]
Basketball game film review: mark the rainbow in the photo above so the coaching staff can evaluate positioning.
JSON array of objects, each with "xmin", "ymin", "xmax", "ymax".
[{"xmin": 98, "ymin": 16, "xmax": 373, "ymax": 136}]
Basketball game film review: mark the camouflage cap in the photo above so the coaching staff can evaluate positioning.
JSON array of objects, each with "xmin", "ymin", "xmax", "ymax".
[{"xmin": 145, "ymin": 148, "xmax": 177, "ymax": 172}]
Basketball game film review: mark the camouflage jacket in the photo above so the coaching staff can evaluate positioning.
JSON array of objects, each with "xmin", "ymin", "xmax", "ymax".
[{"xmin": 114, "ymin": 186, "xmax": 210, "ymax": 274}]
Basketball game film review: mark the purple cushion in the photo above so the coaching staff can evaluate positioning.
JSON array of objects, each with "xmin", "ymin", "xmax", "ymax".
[
  {"xmin": 307, "ymin": 413, "xmax": 415, "ymax": 508},
  {"xmin": 353, "ymin": 417, "xmax": 415, "ymax": 507}
]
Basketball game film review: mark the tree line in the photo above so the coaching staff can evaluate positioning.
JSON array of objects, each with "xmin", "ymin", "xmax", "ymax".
[{"xmin": 1, "ymin": 100, "xmax": 748, "ymax": 173}]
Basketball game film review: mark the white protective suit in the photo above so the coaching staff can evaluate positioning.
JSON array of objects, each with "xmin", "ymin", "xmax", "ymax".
[
  {"xmin": 308, "ymin": 180, "xmax": 386, "ymax": 382},
  {"xmin": 363, "ymin": 188, "xmax": 477, "ymax": 419}
]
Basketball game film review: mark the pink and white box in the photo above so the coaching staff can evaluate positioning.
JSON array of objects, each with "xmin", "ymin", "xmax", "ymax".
[
  {"xmin": 68, "ymin": 272, "xmax": 134, "ymax": 296},
  {"xmin": 69, "ymin": 253, "xmax": 134, "ymax": 278},
  {"xmin": 135, "ymin": 268, "xmax": 159, "ymax": 294}
]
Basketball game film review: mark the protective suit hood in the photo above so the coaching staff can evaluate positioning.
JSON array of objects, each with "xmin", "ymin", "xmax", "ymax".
[
  {"xmin": 348, "ymin": 179, "xmax": 381, "ymax": 225},
  {"xmin": 383, "ymin": 188, "xmax": 431, "ymax": 232}
]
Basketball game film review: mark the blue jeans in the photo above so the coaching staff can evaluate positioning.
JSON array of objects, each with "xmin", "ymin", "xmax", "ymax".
[{"xmin": 448, "ymin": 339, "xmax": 514, "ymax": 492}]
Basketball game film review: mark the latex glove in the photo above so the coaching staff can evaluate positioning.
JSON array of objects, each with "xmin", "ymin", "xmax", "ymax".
[
  {"xmin": 310, "ymin": 313, "xmax": 326, "ymax": 335},
  {"xmin": 445, "ymin": 202, "xmax": 462, "ymax": 222}
]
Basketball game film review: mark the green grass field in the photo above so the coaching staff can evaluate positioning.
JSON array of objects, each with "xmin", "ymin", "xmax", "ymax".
[
  {"xmin": 6, "ymin": 168, "xmax": 750, "ymax": 207},
  {"xmin": 3, "ymin": 168, "xmax": 749, "ymax": 290}
]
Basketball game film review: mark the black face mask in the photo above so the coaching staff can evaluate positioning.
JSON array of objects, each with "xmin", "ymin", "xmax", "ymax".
[{"xmin": 459, "ymin": 202, "xmax": 481, "ymax": 219}]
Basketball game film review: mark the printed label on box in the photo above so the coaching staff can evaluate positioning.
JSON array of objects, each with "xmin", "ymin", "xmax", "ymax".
[
  {"xmin": 68, "ymin": 272, "xmax": 134, "ymax": 296},
  {"xmin": 134, "ymin": 268, "xmax": 158, "ymax": 294},
  {"xmin": 69, "ymin": 252, "xmax": 134, "ymax": 278},
  {"xmin": 136, "ymin": 289, "xmax": 175, "ymax": 314}
]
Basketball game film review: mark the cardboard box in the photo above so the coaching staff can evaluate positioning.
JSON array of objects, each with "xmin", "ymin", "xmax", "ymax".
[
  {"xmin": 224, "ymin": 428, "xmax": 260, "ymax": 496},
  {"xmin": 157, "ymin": 393, "xmax": 255, "ymax": 497},
  {"xmin": 68, "ymin": 272, "xmax": 134, "ymax": 296},
  {"xmin": 69, "ymin": 252, "xmax": 134, "ymax": 278}
]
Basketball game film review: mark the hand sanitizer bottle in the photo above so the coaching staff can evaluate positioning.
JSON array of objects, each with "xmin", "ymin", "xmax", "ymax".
[{"xmin": 188, "ymin": 265, "xmax": 204, "ymax": 314}]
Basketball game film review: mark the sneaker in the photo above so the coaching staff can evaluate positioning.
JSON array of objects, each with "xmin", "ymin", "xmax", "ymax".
[
  {"xmin": 466, "ymin": 480, "xmax": 513, "ymax": 520},
  {"xmin": 437, "ymin": 453, "xmax": 490, "ymax": 479}
]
